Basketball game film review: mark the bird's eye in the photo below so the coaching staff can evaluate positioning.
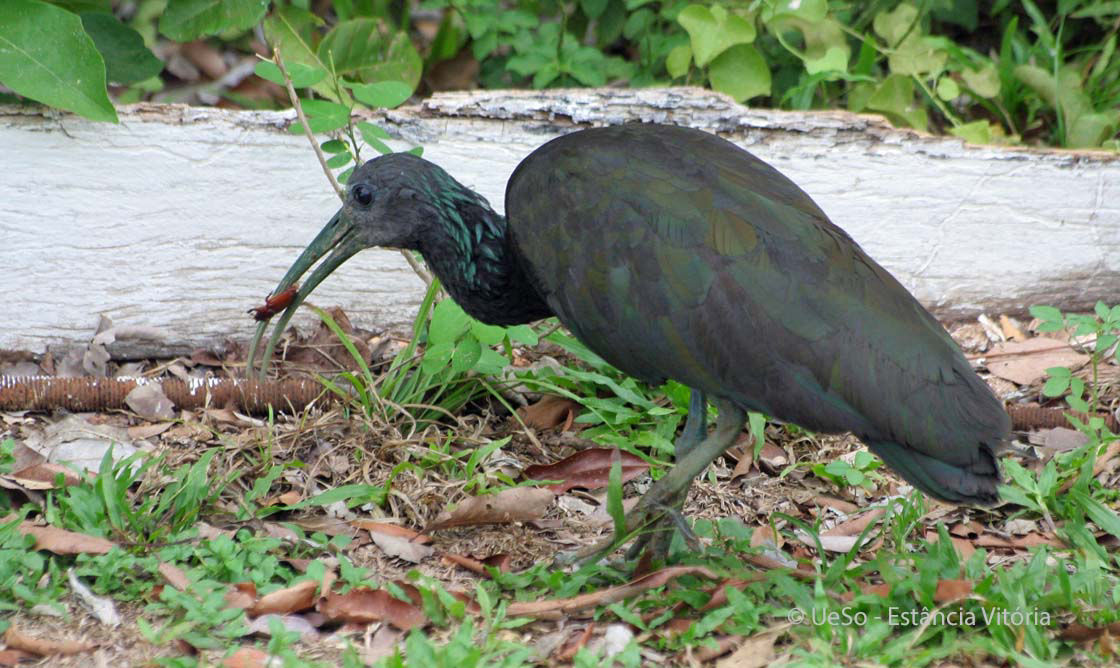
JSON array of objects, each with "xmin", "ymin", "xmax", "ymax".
[{"xmin": 352, "ymin": 184, "xmax": 373, "ymax": 207}]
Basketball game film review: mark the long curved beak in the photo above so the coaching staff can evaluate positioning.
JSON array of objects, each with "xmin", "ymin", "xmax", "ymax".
[{"xmin": 247, "ymin": 209, "xmax": 364, "ymax": 379}]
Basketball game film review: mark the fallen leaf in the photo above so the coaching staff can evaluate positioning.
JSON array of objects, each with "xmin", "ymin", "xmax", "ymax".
[
  {"xmin": 811, "ymin": 495, "xmax": 859, "ymax": 514},
  {"xmin": 999, "ymin": 315, "xmax": 1026, "ymax": 342},
  {"xmin": 934, "ymin": 578, "xmax": 973, "ymax": 603},
  {"xmin": 353, "ymin": 521, "xmax": 432, "ymax": 543},
  {"xmin": 716, "ymin": 630, "xmax": 777, "ymax": 668},
  {"xmin": 517, "ymin": 395, "xmax": 582, "ymax": 430},
  {"xmin": 862, "ymin": 582, "xmax": 892, "ymax": 598},
  {"xmin": 4, "ymin": 462, "xmax": 82, "ymax": 489},
  {"xmin": 225, "ymin": 582, "xmax": 257, "ymax": 610},
  {"xmin": 318, "ymin": 587, "xmax": 426, "ymax": 630},
  {"xmin": 251, "ymin": 579, "xmax": 318, "ymax": 616},
  {"xmin": 1060, "ymin": 621, "xmax": 1120, "ymax": 642},
  {"xmin": 158, "ymin": 562, "xmax": 191, "ymax": 591},
  {"xmin": 19, "ymin": 523, "xmax": 114, "ymax": 555},
  {"xmin": 221, "ymin": 647, "xmax": 271, "ymax": 668},
  {"xmin": 127, "ymin": 422, "xmax": 173, "ymax": 440},
  {"xmin": 985, "ymin": 339, "xmax": 1089, "ymax": 386},
  {"xmin": 3, "ymin": 625, "xmax": 97, "ymax": 655},
  {"xmin": 523, "ymin": 449, "xmax": 648, "ymax": 493},
  {"xmin": 555, "ymin": 624, "xmax": 595, "ymax": 662},
  {"xmin": 0, "ymin": 649, "xmax": 36, "ymax": 665},
  {"xmin": 68, "ymin": 569, "xmax": 120, "ymax": 627},
  {"xmin": 442, "ymin": 553, "xmax": 512, "ymax": 577},
  {"xmin": 125, "ymin": 383, "xmax": 176, "ymax": 420},
  {"xmin": 824, "ymin": 507, "xmax": 886, "ymax": 537},
  {"xmin": 360, "ymin": 625, "xmax": 404, "ymax": 664},
  {"xmin": 424, "ymin": 487, "xmax": 555, "ymax": 532},
  {"xmin": 693, "ymin": 635, "xmax": 741, "ymax": 663},
  {"xmin": 369, "ymin": 529, "xmax": 434, "ymax": 563},
  {"xmin": 246, "ymin": 613, "xmax": 319, "ymax": 640}
]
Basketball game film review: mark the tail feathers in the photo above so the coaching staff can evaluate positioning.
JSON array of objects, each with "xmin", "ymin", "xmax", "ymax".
[{"xmin": 868, "ymin": 440, "xmax": 1001, "ymax": 506}]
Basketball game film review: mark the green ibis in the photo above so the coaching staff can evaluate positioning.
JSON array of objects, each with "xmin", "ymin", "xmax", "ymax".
[{"xmin": 248, "ymin": 124, "xmax": 1009, "ymax": 562}]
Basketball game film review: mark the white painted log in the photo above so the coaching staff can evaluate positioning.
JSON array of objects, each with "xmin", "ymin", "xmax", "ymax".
[{"xmin": 2, "ymin": 88, "xmax": 1118, "ymax": 356}]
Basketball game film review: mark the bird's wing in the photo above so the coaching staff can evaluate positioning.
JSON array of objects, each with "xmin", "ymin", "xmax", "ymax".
[{"xmin": 507, "ymin": 125, "xmax": 1007, "ymax": 466}]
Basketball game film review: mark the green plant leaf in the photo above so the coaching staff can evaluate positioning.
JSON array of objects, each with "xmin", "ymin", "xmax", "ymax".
[
  {"xmin": 867, "ymin": 74, "xmax": 927, "ymax": 130},
  {"xmin": 265, "ymin": 5, "xmax": 339, "ymax": 103},
  {"xmin": 677, "ymin": 4, "xmax": 756, "ymax": 68},
  {"xmin": 765, "ymin": 0, "xmax": 828, "ymax": 23},
  {"xmin": 665, "ymin": 44, "xmax": 692, "ymax": 78},
  {"xmin": 936, "ymin": 76, "xmax": 960, "ymax": 100},
  {"xmin": 1067, "ymin": 111, "xmax": 1120, "ymax": 149},
  {"xmin": 79, "ymin": 12, "xmax": 162, "ymax": 85},
  {"xmin": 0, "ymin": 0, "xmax": 117, "ymax": 122},
  {"xmin": 288, "ymin": 99, "xmax": 350, "ymax": 134},
  {"xmin": 253, "ymin": 61, "xmax": 326, "ymax": 88},
  {"xmin": 948, "ymin": 120, "xmax": 992, "ymax": 144},
  {"xmin": 348, "ymin": 80, "xmax": 413, "ymax": 108},
  {"xmin": 318, "ymin": 18, "xmax": 421, "ymax": 91},
  {"xmin": 960, "ymin": 64, "xmax": 999, "ymax": 98},
  {"xmin": 708, "ymin": 44, "xmax": 770, "ymax": 102},
  {"xmin": 580, "ymin": 0, "xmax": 608, "ymax": 19},
  {"xmin": 159, "ymin": 0, "xmax": 268, "ymax": 42}
]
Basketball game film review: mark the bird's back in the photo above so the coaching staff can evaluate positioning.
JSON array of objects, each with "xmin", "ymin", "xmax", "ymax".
[{"xmin": 506, "ymin": 124, "xmax": 1008, "ymax": 504}]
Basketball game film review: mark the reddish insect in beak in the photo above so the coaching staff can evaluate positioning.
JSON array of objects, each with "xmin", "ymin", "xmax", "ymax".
[{"xmin": 248, "ymin": 284, "xmax": 299, "ymax": 321}]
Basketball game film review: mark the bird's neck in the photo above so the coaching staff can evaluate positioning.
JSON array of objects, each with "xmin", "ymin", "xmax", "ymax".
[{"xmin": 417, "ymin": 187, "xmax": 552, "ymax": 326}]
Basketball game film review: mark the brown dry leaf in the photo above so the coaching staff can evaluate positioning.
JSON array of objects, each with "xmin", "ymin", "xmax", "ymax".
[
  {"xmin": 127, "ymin": 422, "xmax": 173, "ymax": 440},
  {"xmin": 811, "ymin": 495, "xmax": 859, "ymax": 514},
  {"xmin": 554, "ymin": 624, "xmax": 596, "ymax": 662},
  {"xmin": 824, "ymin": 507, "xmax": 886, "ymax": 537},
  {"xmin": 985, "ymin": 338, "xmax": 1089, "ymax": 386},
  {"xmin": 0, "ymin": 649, "xmax": 36, "ymax": 665},
  {"xmin": 318, "ymin": 587, "xmax": 426, "ymax": 630},
  {"xmin": 759, "ymin": 442, "xmax": 789, "ymax": 470},
  {"xmin": 506, "ymin": 565, "xmax": 718, "ymax": 618},
  {"xmin": 424, "ymin": 487, "xmax": 555, "ymax": 532},
  {"xmin": 4, "ymin": 462, "xmax": 82, "ymax": 490},
  {"xmin": 442, "ymin": 553, "xmax": 513, "ymax": 577},
  {"xmin": 934, "ymin": 578, "xmax": 973, "ymax": 603},
  {"xmin": 523, "ymin": 448, "xmax": 648, "ymax": 494},
  {"xmin": 1060, "ymin": 621, "xmax": 1120, "ymax": 642},
  {"xmin": 999, "ymin": 315, "xmax": 1027, "ymax": 342},
  {"xmin": 716, "ymin": 630, "xmax": 778, "ymax": 668},
  {"xmin": 517, "ymin": 395, "xmax": 582, "ymax": 430},
  {"xmin": 158, "ymin": 562, "xmax": 191, "ymax": 591},
  {"xmin": 221, "ymin": 647, "xmax": 271, "ymax": 668},
  {"xmin": 225, "ymin": 583, "xmax": 257, "ymax": 610},
  {"xmin": 18, "ymin": 522, "xmax": 114, "ymax": 555},
  {"xmin": 353, "ymin": 521, "xmax": 432, "ymax": 543},
  {"xmin": 251, "ymin": 579, "xmax": 318, "ymax": 616},
  {"xmin": 124, "ymin": 383, "xmax": 176, "ymax": 420},
  {"xmin": 3, "ymin": 625, "xmax": 97, "ymax": 656},
  {"xmin": 750, "ymin": 525, "xmax": 783, "ymax": 550},
  {"xmin": 862, "ymin": 582, "xmax": 892, "ymax": 598},
  {"xmin": 949, "ymin": 521, "xmax": 984, "ymax": 538},
  {"xmin": 693, "ymin": 635, "xmax": 742, "ymax": 663},
  {"xmin": 369, "ymin": 529, "xmax": 434, "ymax": 563}
]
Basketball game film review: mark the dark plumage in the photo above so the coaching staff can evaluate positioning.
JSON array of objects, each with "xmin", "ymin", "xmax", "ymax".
[{"xmin": 249, "ymin": 123, "xmax": 1010, "ymax": 561}]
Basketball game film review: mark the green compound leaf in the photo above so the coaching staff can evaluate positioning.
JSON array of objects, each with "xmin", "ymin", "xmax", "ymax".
[{"xmin": 0, "ymin": 0, "xmax": 117, "ymax": 122}]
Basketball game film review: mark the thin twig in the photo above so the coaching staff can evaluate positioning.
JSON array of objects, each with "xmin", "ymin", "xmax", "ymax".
[{"xmin": 271, "ymin": 51, "xmax": 344, "ymax": 201}]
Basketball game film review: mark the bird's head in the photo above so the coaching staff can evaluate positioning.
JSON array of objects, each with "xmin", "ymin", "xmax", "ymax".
[{"xmin": 246, "ymin": 152, "xmax": 450, "ymax": 375}]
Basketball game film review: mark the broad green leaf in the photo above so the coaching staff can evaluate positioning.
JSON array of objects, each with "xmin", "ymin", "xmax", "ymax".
[
  {"xmin": 348, "ymin": 80, "xmax": 413, "ymax": 108},
  {"xmin": 357, "ymin": 121, "xmax": 390, "ymax": 139},
  {"xmin": 1041, "ymin": 375, "xmax": 1069, "ymax": 397},
  {"xmin": 873, "ymin": 3, "xmax": 919, "ymax": 46},
  {"xmin": 708, "ymin": 44, "xmax": 770, "ymax": 102},
  {"xmin": 429, "ymin": 299, "xmax": 471, "ymax": 345},
  {"xmin": 1067, "ymin": 111, "xmax": 1120, "ymax": 149},
  {"xmin": 768, "ymin": 16, "xmax": 849, "ymax": 74},
  {"xmin": 325, "ymin": 152, "xmax": 351, "ymax": 168},
  {"xmin": 666, "ymin": 44, "xmax": 692, "ymax": 78},
  {"xmin": 936, "ymin": 76, "xmax": 960, "ymax": 100},
  {"xmin": 253, "ymin": 60, "xmax": 326, "ymax": 88},
  {"xmin": 677, "ymin": 4, "xmax": 756, "ymax": 68},
  {"xmin": 764, "ymin": 0, "xmax": 827, "ymax": 23},
  {"xmin": 265, "ymin": 5, "xmax": 340, "ymax": 103},
  {"xmin": 1014, "ymin": 64, "xmax": 1092, "ymax": 131},
  {"xmin": 0, "ymin": 0, "xmax": 116, "ymax": 122},
  {"xmin": 948, "ymin": 120, "xmax": 992, "ymax": 144},
  {"xmin": 159, "ymin": 0, "xmax": 268, "ymax": 42},
  {"xmin": 321, "ymin": 139, "xmax": 347, "ymax": 153},
  {"xmin": 1071, "ymin": 489, "xmax": 1120, "ymax": 541},
  {"xmin": 960, "ymin": 64, "xmax": 999, "ymax": 98},
  {"xmin": 931, "ymin": 0, "xmax": 978, "ymax": 30},
  {"xmin": 580, "ymin": 0, "xmax": 608, "ymax": 19},
  {"xmin": 889, "ymin": 35, "xmax": 947, "ymax": 76},
  {"xmin": 287, "ymin": 99, "xmax": 350, "ymax": 134},
  {"xmin": 1029, "ymin": 305, "xmax": 1063, "ymax": 323},
  {"xmin": 867, "ymin": 75, "xmax": 927, "ymax": 130},
  {"xmin": 80, "ymin": 12, "xmax": 162, "ymax": 85},
  {"xmin": 470, "ymin": 322, "xmax": 507, "ymax": 346},
  {"xmin": 451, "ymin": 335, "xmax": 482, "ymax": 372},
  {"xmin": 318, "ymin": 19, "xmax": 421, "ymax": 91}
]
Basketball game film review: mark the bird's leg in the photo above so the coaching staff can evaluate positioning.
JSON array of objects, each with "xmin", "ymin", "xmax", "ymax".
[
  {"xmin": 626, "ymin": 389, "xmax": 707, "ymax": 560},
  {"xmin": 560, "ymin": 398, "xmax": 745, "ymax": 566}
]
